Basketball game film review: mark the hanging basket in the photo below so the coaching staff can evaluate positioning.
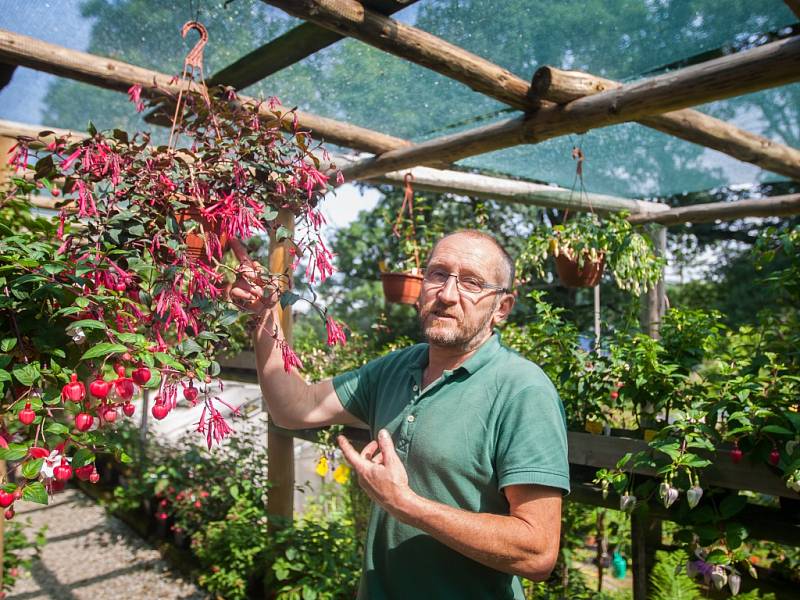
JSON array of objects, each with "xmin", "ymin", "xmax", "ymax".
[
  {"xmin": 381, "ymin": 271, "xmax": 424, "ymax": 305},
  {"xmin": 176, "ymin": 208, "xmax": 229, "ymax": 263},
  {"xmin": 555, "ymin": 252, "xmax": 605, "ymax": 288}
]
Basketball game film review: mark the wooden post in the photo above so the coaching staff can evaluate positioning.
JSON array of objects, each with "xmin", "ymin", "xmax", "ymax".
[
  {"xmin": 266, "ymin": 209, "xmax": 296, "ymax": 527},
  {"xmin": 631, "ymin": 225, "xmax": 667, "ymax": 599}
]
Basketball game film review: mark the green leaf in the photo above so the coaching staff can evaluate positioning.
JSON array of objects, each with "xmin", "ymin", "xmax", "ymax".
[
  {"xmin": 761, "ymin": 425, "xmax": 793, "ymax": 436},
  {"xmin": 23, "ymin": 481, "xmax": 48, "ymax": 505},
  {"xmin": 75, "ymin": 296, "xmax": 90, "ymax": 308},
  {"xmin": 0, "ymin": 444, "xmax": 29, "ymax": 461},
  {"xmin": 1, "ymin": 337, "xmax": 17, "ymax": 352},
  {"xmin": 280, "ymin": 291, "xmax": 301, "ymax": 309},
  {"xmin": 725, "ymin": 523, "xmax": 748, "ymax": 549},
  {"xmin": 179, "ymin": 338, "xmax": 205, "ymax": 356},
  {"xmin": 719, "ymin": 494, "xmax": 748, "ymax": 519},
  {"xmin": 155, "ymin": 352, "xmax": 186, "ymax": 373},
  {"xmin": 217, "ymin": 310, "xmax": 240, "ymax": 327},
  {"xmin": 12, "ymin": 362, "xmax": 40, "ymax": 386},
  {"xmin": 45, "ymin": 422, "xmax": 70, "ymax": 436},
  {"xmin": 66, "ymin": 319, "xmax": 107, "ymax": 332},
  {"xmin": 705, "ymin": 549, "xmax": 729, "ymax": 565},
  {"xmin": 80, "ymin": 343, "xmax": 129, "ymax": 360},
  {"xmin": 0, "ymin": 369, "xmax": 11, "ymax": 382},
  {"xmin": 276, "ymin": 226, "xmax": 292, "ymax": 241},
  {"xmin": 71, "ymin": 448, "xmax": 96, "ymax": 468},
  {"xmin": 22, "ymin": 458, "xmax": 44, "ymax": 479},
  {"xmin": 118, "ymin": 451, "xmax": 133, "ymax": 464}
]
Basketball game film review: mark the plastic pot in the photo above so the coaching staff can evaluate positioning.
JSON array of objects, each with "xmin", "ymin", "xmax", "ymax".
[{"xmin": 380, "ymin": 271, "xmax": 424, "ymax": 305}]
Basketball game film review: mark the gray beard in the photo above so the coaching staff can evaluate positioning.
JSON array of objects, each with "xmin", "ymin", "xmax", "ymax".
[{"xmin": 419, "ymin": 301, "xmax": 496, "ymax": 352}]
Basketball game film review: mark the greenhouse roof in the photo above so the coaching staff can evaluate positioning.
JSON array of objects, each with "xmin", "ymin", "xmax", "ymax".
[{"xmin": 0, "ymin": 0, "xmax": 799, "ymax": 201}]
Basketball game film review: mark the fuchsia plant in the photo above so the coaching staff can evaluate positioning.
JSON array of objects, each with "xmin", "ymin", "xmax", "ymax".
[{"xmin": 0, "ymin": 82, "xmax": 346, "ymax": 512}]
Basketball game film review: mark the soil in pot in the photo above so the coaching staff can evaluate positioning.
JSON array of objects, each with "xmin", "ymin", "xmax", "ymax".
[
  {"xmin": 381, "ymin": 271, "xmax": 423, "ymax": 305},
  {"xmin": 555, "ymin": 252, "xmax": 605, "ymax": 288}
]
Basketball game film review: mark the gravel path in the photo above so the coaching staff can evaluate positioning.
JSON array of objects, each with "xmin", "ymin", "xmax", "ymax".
[{"xmin": 8, "ymin": 488, "xmax": 207, "ymax": 600}]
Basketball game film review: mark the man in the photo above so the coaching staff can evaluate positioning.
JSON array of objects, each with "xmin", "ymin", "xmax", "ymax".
[{"xmin": 230, "ymin": 230, "xmax": 569, "ymax": 599}]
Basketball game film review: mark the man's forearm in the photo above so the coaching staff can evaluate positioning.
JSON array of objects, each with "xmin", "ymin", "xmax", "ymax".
[
  {"xmin": 394, "ymin": 493, "xmax": 558, "ymax": 581},
  {"xmin": 252, "ymin": 308, "xmax": 316, "ymax": 428}
]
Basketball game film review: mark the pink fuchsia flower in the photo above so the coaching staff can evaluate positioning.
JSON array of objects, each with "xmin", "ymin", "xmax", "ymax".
[
  {"xmin": 280, "ymin": 340, "xmax": 304, "ymax": 373},
  {"xmin": 7, "ymin": 142, "xmax": 29, "ymax": 172},
  {"xmin": 127, "ymin": 84, "xmax": 145, "ymax": 112},
  {"xmin": 325, "ymin": 316, "xmax": 347, "ymax": 347},
  {"xmin": 60, "ymin": 147, "xmax": 83, "ymax": 171}
]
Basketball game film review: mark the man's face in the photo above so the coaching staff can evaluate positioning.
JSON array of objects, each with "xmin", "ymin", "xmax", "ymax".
[{"xmin": 418, "ymin": 235, "xmax": 511, "ymax": 351}]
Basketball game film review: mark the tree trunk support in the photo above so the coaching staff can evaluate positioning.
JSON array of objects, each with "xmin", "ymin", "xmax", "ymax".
[{"xmin": 266, "ymin": 209, "xmax": 296, "ymax": 529}]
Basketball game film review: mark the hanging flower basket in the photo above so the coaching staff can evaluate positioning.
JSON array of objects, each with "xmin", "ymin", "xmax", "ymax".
[
  {"xmin": 555, "ymin": 252, "xmax": 605, "ymax": 288},
  {"xmin": 175, "ymin": 207, "xmax": 229, "ymax": 263},
  {"xmin": 381, "ymin": 270, "xmax": 424, "ymax": 305}
]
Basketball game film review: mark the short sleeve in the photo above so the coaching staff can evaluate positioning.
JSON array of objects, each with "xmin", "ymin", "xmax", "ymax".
[
  {"xmin": 494, "ymin": 383, "xmax": 570, "ymax": 495},
  {"xmin": 332, "ymin": 365, "xmax": 372, "ymax": 428}
]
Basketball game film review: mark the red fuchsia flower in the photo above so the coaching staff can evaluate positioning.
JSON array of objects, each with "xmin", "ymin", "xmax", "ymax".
[
  {"xmin": 280, "ymin": 340, "xmax": 304, "ymax": 373},
  {"xmin": 336, "ymin": 171, "xmax": 345, "ymax": 185},
  {"xmin": 127, "ymin": 84, "xmax": 145, "ymax": 112},
  {"xmin": 71, "ymin": 180, "xmax": 98, "ymax": 218},
  {"xmin": 325, "ymin": 316, "xmax": 347, "ymax": 347},
  {"xmin": 60, "ymin": 146, "xmax": 83, "ymax": 171},
  {"xmin": 7, "ymin": 142, "xmax": 29, "ymax": 172},
  {"xmin": 306, "ymin": 238, "xmax": 335, "ymax": 284}
]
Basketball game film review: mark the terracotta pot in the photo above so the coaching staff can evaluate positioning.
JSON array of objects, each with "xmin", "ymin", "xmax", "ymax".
[
  {"xmin": 176, "ymin": 208, "xmax": 229, "ymax": 262},
  {"xmin": 381, "ymin": 272, "xmax": 423, "ymax": 305},
  {"xmin": 555, "ymin": 252, "xmax": 605, "ymax": 288}
]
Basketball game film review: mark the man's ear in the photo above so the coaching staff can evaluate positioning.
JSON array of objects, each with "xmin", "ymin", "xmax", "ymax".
[{"xmin": 492, "ymin": 293, "xmax": 515, "ymax": 327}]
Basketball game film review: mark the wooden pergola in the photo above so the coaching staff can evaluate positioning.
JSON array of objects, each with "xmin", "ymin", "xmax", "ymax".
[{"xmin": 2, "ymin": 2, "xmax": 800, "ymax": 597}]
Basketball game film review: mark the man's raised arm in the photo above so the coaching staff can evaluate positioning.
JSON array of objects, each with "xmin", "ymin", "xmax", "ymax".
[{"xmin": 228, "ymin": 239, "xmax": 366, "ymax": 430}]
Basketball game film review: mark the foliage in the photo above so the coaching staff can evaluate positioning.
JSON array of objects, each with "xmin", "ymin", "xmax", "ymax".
[
  {"xmin": 516, "ymin": 212, "xmax": 666, "ymax": 294},
  {"xmin": 267, "ymin": 516, "xmax": 362, "ymax": 600},
  {"xmin": 192, "ymin": 494, "xmax": 269, "ymax": 600},
  {"xmin": 650, "ymin": 549, "xmax": 701, "ymax": 600},
  {"xmin": 2, "ymin": 517, "xmax": 47, "ymax": 592}
]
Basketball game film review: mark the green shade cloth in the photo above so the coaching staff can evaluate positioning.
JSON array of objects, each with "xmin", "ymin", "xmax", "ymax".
[{"xmin": 334, "ymin": 332, "xmax": 569, "ymax": 599}]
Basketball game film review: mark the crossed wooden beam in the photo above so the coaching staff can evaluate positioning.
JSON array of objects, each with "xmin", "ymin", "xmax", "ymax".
[{"xmin": 0, "ymin": 0, "xmax": 798, "ymax": 219}]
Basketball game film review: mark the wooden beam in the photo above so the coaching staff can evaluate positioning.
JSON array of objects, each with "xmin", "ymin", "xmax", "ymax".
[
  {"xmin": 0, "ymin": 28, "xmax": 409, "ymax": 155},
  {"xmin": 363, "ymin": 164, "xmax": 669, "ymax": 215},
  {"xmin": 266, "ymin": 1, "xmax": 800, "ymax": 182},
  {"xmin": 530, "ymin": 66, "xmax": 800, "ymax": 181},
  {"xmin": 209, "ymin": 0, "xmax": 418, "ymax": 90},
  {"xmin": 263, "ymin": 0, "xmax": 534, "ymax": 111},
  {"xmin": 339, "ymin": 35, "xmax": 800, "ymax": 181},
  {"xmin": 628, "ymin": 193, "xmax": 800, "ymax": 226}
]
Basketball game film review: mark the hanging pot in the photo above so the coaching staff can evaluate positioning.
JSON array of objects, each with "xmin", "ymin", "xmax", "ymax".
[
  {"xmin": 381, "ymin": 271, "xmax": 423, "ymax": 305},
  {"xmin": 555, "ymin": 252, "xmax": 605, "ymax": 288},
  {"xmin": 176, "ymin": 208, "xmax": 229, "ymax": 263}
]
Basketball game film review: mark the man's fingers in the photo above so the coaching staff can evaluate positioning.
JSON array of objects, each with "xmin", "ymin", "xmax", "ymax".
[
  {"xmin": 338, "ymin": 435, "xmax": 368, "ymax": 471},
  {"xmin": 360, "ymin": 440, "xmax": 379, "ymax": 461},
  {"xmin": 230, "ymin": 238, "xmax": 252, "ymax": 266},
  {"xmin": 376, "ymin": 429, "xmax": 399, "ymax": 466}
]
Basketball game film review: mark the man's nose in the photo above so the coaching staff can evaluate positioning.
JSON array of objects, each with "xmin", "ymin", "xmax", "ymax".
[{"xmin": 437, "ymin": 274, "xmax": 460, "ymax": 303}]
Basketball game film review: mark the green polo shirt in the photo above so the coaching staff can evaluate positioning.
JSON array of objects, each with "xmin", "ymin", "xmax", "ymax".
[{"xmin": 333, "ymin": 332, "xmax": 570, "ymax": 600}]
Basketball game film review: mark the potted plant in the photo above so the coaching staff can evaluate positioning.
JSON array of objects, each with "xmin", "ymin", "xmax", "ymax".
[
  {"xmin": 379, "ymin": 176, "xmax": 430, "ymax": 305},
  {"xmin": 0, "ymin": 77, "xmax": 347, "ymax": 516},
  {"xmin": 516, "ymin": 212, "xmax": 665, "ymax": 294}
]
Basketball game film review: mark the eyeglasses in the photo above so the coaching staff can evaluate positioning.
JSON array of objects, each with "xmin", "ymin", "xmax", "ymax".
[{"xmin": 422, "ymin": 268, "xmax": 509, "ymax": 294}]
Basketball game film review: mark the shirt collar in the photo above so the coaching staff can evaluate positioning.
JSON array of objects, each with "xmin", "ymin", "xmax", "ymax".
[{"xmin": 411, "ymin": 331, "xmax": 502, "ymax": 376}]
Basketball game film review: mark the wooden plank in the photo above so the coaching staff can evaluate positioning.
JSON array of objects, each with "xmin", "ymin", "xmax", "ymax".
[
  {"xmin": 568, "ymin": 477, "xmax": 800, "ymax": 548},
  {"xmin": 266, "ymin": 0, "xmax": 800, "ymax": 182},
  {"xmin": 530, "ymin": 66, "xmax": 800, "ymax": 181},
  {"xmin": 209, "ymin": 0, "xmax": 418, "ymax": 89},
  {"xmin": 0, "ymin": 28, "xmax": 410, "ymax": 155},
  {"xmin": 339, "ymin": 35, "xmax": 800, "ymax": 181},
  {"xmin": 628, "ymin": 193, "xmax": 800, "ymax": 225},
  {"xmin": 568, "ymin": 431, "xmax": 800, "ymax": 499}
]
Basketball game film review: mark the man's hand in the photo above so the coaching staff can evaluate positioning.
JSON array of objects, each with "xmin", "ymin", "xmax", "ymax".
[
  {"xmin": 338, "ymin": 430, "xmax": 415, "ymax": 518},
  {"xmin": 228, "ymin": 238, "xmax": 279, "ymax": 315}
]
